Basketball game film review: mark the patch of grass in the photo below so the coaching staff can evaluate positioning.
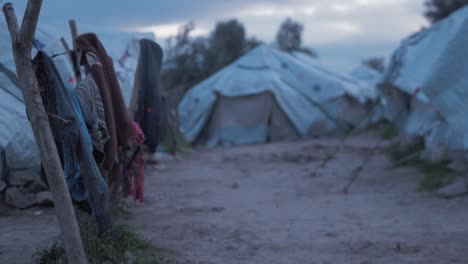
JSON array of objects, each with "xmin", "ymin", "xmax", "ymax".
[
  {"xmin": 160, "ymin": 126, "xmax": 190, "ymax": 154},
  {"xmin": 380, "ymin": 122, "xmax": 399, "ymax": 140},
  {"xmin": 367, "ymin": 120, "xmax": 399, "ymax": 140},
  {"xmin": 33, "ymin": 211, "xmax": 171, "ymax": 264},
  {"xmin": 417, "ymin": 160, "xmax": 455, "ymax": 192},
  {"xmin": 386, "ymin": 142, "xmax": 454, "ymax": 192},
  {"xmin": 386, "ymin": 142, "xmax": 424, "ymax": 164},
  {"xmin": 33, "ymin": 242, "xmax": 66, "ymax": 264}
]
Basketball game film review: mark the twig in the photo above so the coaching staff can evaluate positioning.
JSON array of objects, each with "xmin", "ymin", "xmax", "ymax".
[
  {"xmin": 342, "ymin": 144, "xmax": 379, "ymax": 193},
  {"xmin": 310, "ymin": 101, "xmax": 378, "ymax": 177},
  {"xmin": 384, "ymin": 150, "xmax": 422, "ymax": 170}
]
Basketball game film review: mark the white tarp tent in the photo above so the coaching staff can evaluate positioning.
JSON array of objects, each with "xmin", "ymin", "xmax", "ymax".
[
  {"xmin": 0, "ymin": 21, "xmax": 77, "ymax": 191},
  {"xmin": 380, "ymin": 6, "xmax": 468, "ymax": 160},
  {"xmin": 94, "ymin": 30, "xmax": 155, "ymax": 107},
  {"xmin": 178, "ymin": 45, "xmax": 376, "ymax": 147},
  {"xmin": 351, "ymin": 65, "xmax": 383, "ymax": 88},
  {"xmin": 350, "ymin": 65, "xmax": 384, "ymax": 123}
]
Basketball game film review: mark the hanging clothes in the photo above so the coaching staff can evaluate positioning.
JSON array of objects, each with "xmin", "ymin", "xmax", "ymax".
[
  {"xmin": 123, "ymin": 121, "xmax": 145, "ymax": 202},
  {"xmin": 75, "ymin": 74, "xmax": 109, "ymax": 164},
  {"xmin": 34, "ymin": 51, "xmax": 112, "ymax": 234},
  {"xmin": 130, "ymin": 39, "xmax": 164, "ymax": 153},
  {"xmin": 75, "ymin": 34, "xmax": 135, "ymax": 201}
]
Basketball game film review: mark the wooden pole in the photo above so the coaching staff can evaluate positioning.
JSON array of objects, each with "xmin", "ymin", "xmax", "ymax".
[
  {"xmin": 60, "ymin": 37, "xmax": 73, "ymax": 64},
  {"xmin": 68, "ymin": 19, "xmax": 81, "ymax": 82},
  {"xmin": 2, "ymin": 2, "xmax": 87, "ymax": 263}
]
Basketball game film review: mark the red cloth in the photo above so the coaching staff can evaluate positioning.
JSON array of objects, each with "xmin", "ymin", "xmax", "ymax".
[{"xmin": 123, "ymin": 121, "xmax": 146, "ymax": 202}]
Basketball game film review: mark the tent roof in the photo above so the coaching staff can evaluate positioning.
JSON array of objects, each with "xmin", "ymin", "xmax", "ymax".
[
  {"xmin": 350, "ymin": 65, "xmax": 382, "ymax": 86},
  {"xmin": 179, "ymin": 45, "xmax": 374, "ymax": 143},
  {"xmin": 383, "ymin": 6, "xmax": 468, "ymax": 151},
  {"xmin": 383, "ymin": 6, "xmax": 468, "ymax": 102}
]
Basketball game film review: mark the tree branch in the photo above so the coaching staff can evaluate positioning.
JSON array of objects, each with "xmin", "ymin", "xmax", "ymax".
[
  {"xmin": 2, "ymin": 2, "xmax": 87, "ymax": 263},
  {"xmin": 2, "ymin": 3, "xmax": 19, "ymax": 42},
  {"xmin": 19, "ymin": 0, "xmax": 42, "ymax": 49}
]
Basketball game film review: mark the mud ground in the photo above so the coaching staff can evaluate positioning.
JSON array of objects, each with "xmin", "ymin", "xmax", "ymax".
[{"xmin": 2, "ymin": 132, "xmax": 468, "ymax": 263}]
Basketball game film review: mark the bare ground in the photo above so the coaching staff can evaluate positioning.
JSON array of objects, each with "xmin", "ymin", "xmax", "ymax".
[{"xmin": 2, "ymin": 132, "xmax": 468, "ymax": 263}]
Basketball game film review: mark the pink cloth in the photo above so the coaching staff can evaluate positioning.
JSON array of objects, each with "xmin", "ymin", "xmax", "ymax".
[{"xmin": 123, "ymin": 121, "xmax": 145, "ymax": 201}]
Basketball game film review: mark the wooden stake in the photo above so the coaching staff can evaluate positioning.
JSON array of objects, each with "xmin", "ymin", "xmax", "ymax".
[
  {"xmin": 60, "ymin": 37, "xmax": 73, "ymax": 64},
  {"xmin": 68, "ymin": 19, "xmax": 81, "ymax": 82},
  {"xmin": 2, "ymin": 2, "xmax": 87, "ymax": 263}
]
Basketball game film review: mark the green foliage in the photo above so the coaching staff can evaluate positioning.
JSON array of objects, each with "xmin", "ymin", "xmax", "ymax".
[
  {"xmin": 160, "ymin": 127, "xmax": 190, "ymax": 154},
  {"xmin": 34, "ymin": 243, "xmax": 67, "ymax": 264},
  {"xmin": 424, "ymin": 0, "xmax": 468, "ymax": 23},
  {"xmin": 418, "ymin": 160, "xmax": 454, "ymax": 191},
  {"xmin": 386, "ymin": 142, "xmax": 424, "ymax": 164},
  {"xmin": 276, "ymin": 18, "xmax": 303, "ymax": 52},
  {"xmin": 33, "ymin": 211, "xmax": 170, "ymax": 264},
  {"xmin": 377, "ymin": 121, "xmax": 399, "ymax": 140},
  {"xmin": 161, "ymin": 19, "xmax": 262, "ymax": 94},
  {"xmin": 275, "ymin": 18, "xmax": 317, "ymax": 57},
  {"xmin": 205, "ymin": 19, "xmax": 248, "ymax": 73},
  {"xmin": 386, "ymin": 142, "xmax": 454, "ymax": 192}
]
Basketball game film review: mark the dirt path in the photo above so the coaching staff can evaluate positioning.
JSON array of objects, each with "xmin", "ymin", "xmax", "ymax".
[
  {"xmin": 128, "ymin": 132, "xmax": 468, "ymax": 264},
  {"xmin": 1, "ymin": 132, "xmax": 468, "ymax": 263}
]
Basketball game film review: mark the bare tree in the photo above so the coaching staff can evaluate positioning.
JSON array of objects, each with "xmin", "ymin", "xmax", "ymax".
[{"xmin": 2, "ymin": 1, "xmax": 86, "ymax": 263}]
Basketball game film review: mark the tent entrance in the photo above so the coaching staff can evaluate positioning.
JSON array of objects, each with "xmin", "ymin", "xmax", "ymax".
[{"xmin": 201, "ymin": 91, "xmax": 299, "ymax": 147}]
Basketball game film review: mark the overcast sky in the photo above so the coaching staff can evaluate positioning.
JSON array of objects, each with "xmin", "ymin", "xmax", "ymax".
[{"xmin": 9, "ymin": 0, "xmax": 428, "ymax": 72}]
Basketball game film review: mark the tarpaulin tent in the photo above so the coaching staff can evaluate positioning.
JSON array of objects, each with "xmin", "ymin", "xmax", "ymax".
[
  {"xmin": 350, "ymin": 65, "xmax": 384, "ymax": 123},
  {"xmin": 0, "ymin": 21, "xmax": 76, "ymax": 192},
  {"xmin": 351, "ymin": 65, "xmax": 383, "ymax": 89},
  {"xmin": 98, "ymin": 31, "xmax": 156, "ymax": 108},
  {"xmin": 380, "ymin": 6, "xmax": 468, "ymax": 161},
  {"xmin": 178, "ymin": 45, "xmax": 376, "ymax": 147}
]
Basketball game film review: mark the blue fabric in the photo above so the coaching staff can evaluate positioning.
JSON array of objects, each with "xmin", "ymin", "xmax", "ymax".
[{"xmin": 34, "ymin": 51, "xmax": 112, "ymax": 234}]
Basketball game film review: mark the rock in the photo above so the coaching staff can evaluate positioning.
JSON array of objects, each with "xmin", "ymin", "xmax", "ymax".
[
  {"xmin": 437, "ymin": 178, "xmax": 468, "ymax": 199},
  {"xmin": 35, "ymin": 191, "xmax": 54, "ymax": 206},
  {"xmin": 6, "ymin": 169, "xmax": 39, "ymax": 186},
  {"xmin": 152, "ymin": 153, "xmax": 175, "ymax": 162},
  {"xmin": 26, "ymin": 177, "xmax": 48, "ymax": 193},
  {"xmin": 5, "ymin": 187, "xmax": 36, "ymax": 209},
  {"xmin": 33, "ymin": 210, "xmax": 44, "ymax": 216}
]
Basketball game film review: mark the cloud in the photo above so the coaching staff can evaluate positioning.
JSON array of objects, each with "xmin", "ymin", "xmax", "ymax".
[
  {"xmin": 9, "ymin": 0, "xmax": 426, "ymax": 45},
  {"xmin": 138, "ymin": 23, "xmax": 208, "ymax": 39},
  {"xmin": 8, "ymin": 0, "xmax": 428, "ymax": 71}
]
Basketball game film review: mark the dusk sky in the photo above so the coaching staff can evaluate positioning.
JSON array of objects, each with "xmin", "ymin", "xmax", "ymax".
[{"xmin": 9, "ymin": 0, "xmax": 428, "ymax": 72}]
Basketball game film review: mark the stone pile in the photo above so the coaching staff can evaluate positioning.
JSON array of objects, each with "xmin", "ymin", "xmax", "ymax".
[{"xmin": 0, "ymin": 168, "xmax": 53, "ymax": 208}]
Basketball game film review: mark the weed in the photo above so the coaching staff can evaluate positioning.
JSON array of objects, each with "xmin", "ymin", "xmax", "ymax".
[
  {"xmin": 380, "ymin": 122, "xmax": 399, "ymax": 140},
  {"xmin": 33, "ymin": 211, "xmax": 171, "ymax": 264},
  {"xmin": 386, "ymin": 142, "xmax": 454, "ymax": 192}
]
